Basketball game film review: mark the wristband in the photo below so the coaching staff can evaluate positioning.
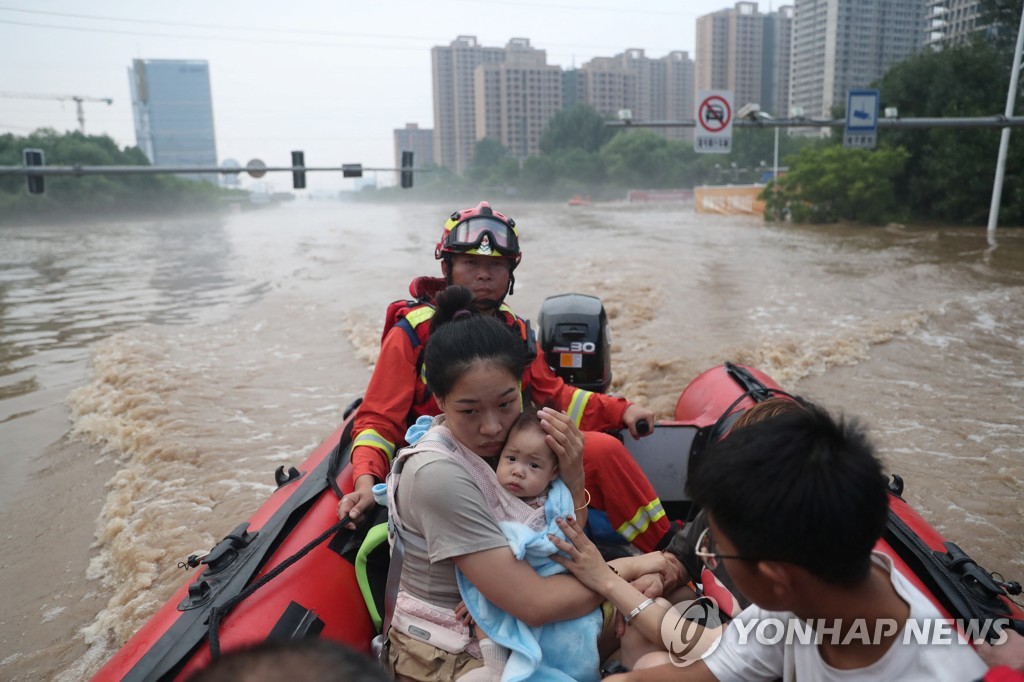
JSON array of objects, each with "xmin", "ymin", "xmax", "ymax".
[
  {"xmin": 624, "ymin": 598, "xmax": 655, "ymax": 624},
  {"xmin": 574, "ymin": 488, "xmax": 591, "ymax": 511}
]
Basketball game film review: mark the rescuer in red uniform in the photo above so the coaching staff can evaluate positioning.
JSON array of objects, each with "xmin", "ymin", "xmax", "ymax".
[{"xmin": 338, "ymin": 201, "xmax": 671, "ymax": 552}]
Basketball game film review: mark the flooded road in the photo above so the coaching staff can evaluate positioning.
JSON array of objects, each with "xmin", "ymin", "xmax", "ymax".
[{"xmin": 1, "ymin": 201, "xmax": 1021, "ymax": 679}]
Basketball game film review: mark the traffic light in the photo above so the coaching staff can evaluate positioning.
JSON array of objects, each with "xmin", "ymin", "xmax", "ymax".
[
  {"xmin": 291, "ymin": 150, "xmax": 306, "ymax": 189},
  {"xmin": 23, "ymin": 148, "xmax": 45, "ymax": 195},
  {"xmin": 400, "ymin": 151, "xmax": 414, "ymax": 189},
  {"xmin": 342, "ymin": 164, "xmax": 362, "ymax": 178}
]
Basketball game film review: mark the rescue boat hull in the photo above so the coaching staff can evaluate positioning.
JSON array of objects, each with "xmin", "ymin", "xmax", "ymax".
[{"xmin": 91, "ymin": 364, "xmax": 1023, "ymax": 681}]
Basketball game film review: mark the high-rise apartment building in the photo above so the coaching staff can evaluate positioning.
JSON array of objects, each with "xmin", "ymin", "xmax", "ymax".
[
  {"xmin": 393, "ymin": 123, "xmax": 434, "ymax": 173},
  {"xmin": 925, "ymin": 1, "xmax": 990, "ymax": 47},
  {"xmin": 128, "ymin": 59, "xmax": 217, "ymax": 183},
  {"xmin": 763, "ymin": 6, "xmax": 795, "ymax": 119},
  {"xmin": 695, "ymin": 2, "xmax": 793, "ymax": 117},
  {"xmin": 577, "ymin": 49, "xmax": 695, "ymax": 141},
  {"xmin": 475, "ymin": 41, "xmax": 563, "ymax": 160},
  {"xmin": 432, "ymin": 36, "xmax": 541, "ymax": 174},
  {"xmin": 790, "ymin": 0, "xmax": 927, "ymax": 122}
]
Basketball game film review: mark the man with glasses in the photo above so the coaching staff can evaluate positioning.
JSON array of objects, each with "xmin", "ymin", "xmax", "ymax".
[
  {"xmin": 338, "ymin": 201, "xmax": 672, "ymax": 554},
  {"xmin": 675, "ymin": 405, "xmax": 984, "ymax": 680}
]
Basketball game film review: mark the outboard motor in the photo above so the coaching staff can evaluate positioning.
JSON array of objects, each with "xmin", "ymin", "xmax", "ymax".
[{"xmin": 537, "ymin": 293, "xmax": 612, "ymax": 393}]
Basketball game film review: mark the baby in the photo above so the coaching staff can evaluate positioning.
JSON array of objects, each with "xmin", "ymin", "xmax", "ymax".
[
  {"xmin": 460, "ymin": 409, "xmax": 572, "ymax": 681},
  {"xmin": 495, "ymin": 409, "xmax": 560, "ymax": 507}
]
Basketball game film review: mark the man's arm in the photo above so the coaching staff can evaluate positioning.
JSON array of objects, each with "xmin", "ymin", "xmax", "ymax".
[
  {"xmin": 523, "ymin": 352, "xmax": 632, "ymax": 431},
  {"xmin": 607, "ymin": 661, "xmax": 717, "ymax": 681},
  {"xmin": 339, "ymin": 326, "xmax": 423, "ymax": 524}
]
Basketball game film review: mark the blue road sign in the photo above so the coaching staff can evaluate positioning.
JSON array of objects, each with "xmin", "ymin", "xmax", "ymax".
[{"xmin": 846, "ymin": 89, "xmax": 879, "ymax": 133}]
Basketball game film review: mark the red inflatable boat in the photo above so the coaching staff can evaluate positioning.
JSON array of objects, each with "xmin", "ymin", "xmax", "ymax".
[{"xmin": 91, "ymin": 301, "xmax": 1023, "ymax": 681}]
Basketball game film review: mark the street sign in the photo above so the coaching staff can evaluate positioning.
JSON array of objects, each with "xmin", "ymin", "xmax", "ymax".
[
  {"xmin": 695, "ymin": 90, "xmax": 733, "ymax": 154},
  {"xmin": 844, "ymin": 89, "xmax": 879, "ymax": 149},
  {"xmin": 246, "ymin": 159, "xmax": 267, "ymax": 178}
]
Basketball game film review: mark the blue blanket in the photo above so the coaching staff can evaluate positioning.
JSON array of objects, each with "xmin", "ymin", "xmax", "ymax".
[{"xmin": 455, "ymin": 478, "xmax": 603, "ymax": 682}]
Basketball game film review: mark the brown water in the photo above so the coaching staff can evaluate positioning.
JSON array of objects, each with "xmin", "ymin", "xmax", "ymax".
[{"xmin": 0, "ymin": 202, "xmax": 1021, "ymax": 680}]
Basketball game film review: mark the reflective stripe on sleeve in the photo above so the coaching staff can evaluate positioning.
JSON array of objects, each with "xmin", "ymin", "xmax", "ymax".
[
  {"xmin": 352, "ymin": 429, "xmax": 397, "ymax": 462},
  {"xmin": 616, "ymin": 499, "xmax": 668, "ymax": 542},
  {"xmin": 565, "ymin": 388, "xmax": 592, "ymax": 426}
]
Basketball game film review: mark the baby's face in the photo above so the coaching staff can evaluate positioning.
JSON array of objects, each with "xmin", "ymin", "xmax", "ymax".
[{"xmin": 496, "ymin": 425, "xmax": 558, "ymax": 499}]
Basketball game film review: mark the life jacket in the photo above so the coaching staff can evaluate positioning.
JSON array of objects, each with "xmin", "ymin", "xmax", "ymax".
[{"xmin": 381, "ymin": 278, "xmax": 537, "ymax": 418}]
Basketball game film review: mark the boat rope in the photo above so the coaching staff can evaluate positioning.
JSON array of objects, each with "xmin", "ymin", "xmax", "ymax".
[{"xmin": 207, "ymin": 515, "xmax": 352, "ymax": 660}]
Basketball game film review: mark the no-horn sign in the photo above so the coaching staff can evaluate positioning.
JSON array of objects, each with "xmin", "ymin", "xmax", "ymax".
[{"xmin": 695, "ymin": 90, "xmax": 733, "ymax": 154}]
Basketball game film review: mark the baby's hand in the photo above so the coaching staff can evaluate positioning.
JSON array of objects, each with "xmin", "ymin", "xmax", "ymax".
[{"xmin": 454, "ymin": 600, "xmax": 475, "ymax": 627}]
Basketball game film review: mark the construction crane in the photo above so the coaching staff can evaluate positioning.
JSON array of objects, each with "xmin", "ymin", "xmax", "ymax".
[{"xmin": 0, "ymin": 92, "xmax": 113, "ymax": 134}]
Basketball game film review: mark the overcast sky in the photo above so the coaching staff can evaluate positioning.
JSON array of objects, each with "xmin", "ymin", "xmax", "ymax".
[{"xmin": 0, "ymin": 0, "xmax": 777, "ymax": 189}]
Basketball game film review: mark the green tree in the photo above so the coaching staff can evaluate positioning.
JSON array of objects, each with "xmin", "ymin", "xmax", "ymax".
[
  {"xmin": 467, "ymin": 138, "xmax": 519, "ymax": 191},
  {"xmin": 878, "ymin": 40, "xmax": 1023, "ymax": 223},
  {"xmin": 980, "ymin": 0, "xmax": 1024, "ymax": 53},
  {"xmin": 471, "ymin": 138, "xmax": 509, "ymax": 170},
  {"xmin": 599, "ymin": 129, "xmax": 691, "ymax": 188},
  {"xmin": 539, "ymin": 104, "xmax": 617, "ymax": 154},
  {"xmin": 762, "ymin": 144, "xmax": 910, "ymax": 225},
  {"xmin": 0, "ymin": 129, "xmax": 236, "ymax": 222},
  {"xmin": 518, "ymin": 155, "xmax": 559, "ymax": 198}
]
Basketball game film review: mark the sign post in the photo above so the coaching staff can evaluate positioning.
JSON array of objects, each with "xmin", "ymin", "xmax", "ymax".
[
  {"xmin": 844, "ymin": 89, "xmax": 879, "ymax": 149},
  {"xmin": 694, "ymin": 90, "xmax": 733, "ymax": 154}
]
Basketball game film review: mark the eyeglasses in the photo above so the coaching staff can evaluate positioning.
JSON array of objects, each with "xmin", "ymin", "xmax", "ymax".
[
  {"xmin": 446, "ymin": 217, "xmax": 519, "ymax": 257},
  {"xmin": 694, "ymin": 527, "xmax": 756, "ymax": 571}
]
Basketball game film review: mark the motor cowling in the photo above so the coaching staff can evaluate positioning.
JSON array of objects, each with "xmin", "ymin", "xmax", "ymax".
[{"xmin": 537, "ymin": 293, "xmax": 612, "ymax": 394}]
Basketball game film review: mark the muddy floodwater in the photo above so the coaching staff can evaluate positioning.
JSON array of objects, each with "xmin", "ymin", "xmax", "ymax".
[{"xmin": 1, "ymin": 201, "xmax": 1021, "ymax": 680}]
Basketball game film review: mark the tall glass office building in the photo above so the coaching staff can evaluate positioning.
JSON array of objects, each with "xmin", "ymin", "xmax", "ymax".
[{"xmin": 128, "ymin": 59, "xmax": 218, "ymax": 184}]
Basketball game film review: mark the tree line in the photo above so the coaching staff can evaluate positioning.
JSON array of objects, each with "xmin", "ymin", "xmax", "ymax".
[{"xmin": 0, "ymin": 129, "xmax": 243, "ymax": 223}]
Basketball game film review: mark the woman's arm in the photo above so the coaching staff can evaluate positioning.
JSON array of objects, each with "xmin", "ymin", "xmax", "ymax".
[
  {"xmin": 453, "ymin": 542, "xmax": 604, "ymax": 627},
  {"xmin": 550, "ymin": 516, "xmax": 720, "ymax": 655},
  {"xmin": 607, "ymin": 660, "xmax": 718, "ymax": 681}
]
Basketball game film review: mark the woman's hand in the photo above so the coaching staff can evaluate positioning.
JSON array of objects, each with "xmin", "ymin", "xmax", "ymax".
[
  {"xmin": 548, "ymin": 515, "xmax": 619, "ymax": 594},
  {"xmin": 538, "ymin": 407, "xmax": 585, "ymax": 493},
  {"xmin": 337, "ymin": 474, "xmax": 378, "ymax": 530}
]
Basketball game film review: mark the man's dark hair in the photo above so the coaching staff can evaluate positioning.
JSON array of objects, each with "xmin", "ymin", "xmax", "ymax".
[
  {"xmin": 424, "ymin": 285, "xmax": 526, "ymax": 399},
  {"xmin": 688, "ymin": 404, "xmax": 888, "ymax": 585},
  {"xmin": 186, "ymin": 638, "xmax": 389, "ymax": 682}
]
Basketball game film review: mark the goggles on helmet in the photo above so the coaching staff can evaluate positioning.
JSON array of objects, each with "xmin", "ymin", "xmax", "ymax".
[{"xmin": 443, "ymin": 217, "xmax": 519, "ymax": 258}]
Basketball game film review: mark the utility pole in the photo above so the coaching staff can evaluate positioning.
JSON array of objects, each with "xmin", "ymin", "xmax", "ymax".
[
  {"xmin": 0, "ymin": 92, "xmax": 114, "ymax": 134},
  {"xmin": 986, "ymin": 4, "xmax": 1024, "ymax": 247}
]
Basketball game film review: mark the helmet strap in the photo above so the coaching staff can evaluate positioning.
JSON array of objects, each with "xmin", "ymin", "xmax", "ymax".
[{"xmin": 442, "ymin": 255, "xmax": 454, "ymax": 287}]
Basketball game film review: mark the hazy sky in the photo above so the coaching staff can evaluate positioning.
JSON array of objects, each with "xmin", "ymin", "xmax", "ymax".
[{"xmin": 0, "ymin": 0, "xmax": 776, "ymax": 189}]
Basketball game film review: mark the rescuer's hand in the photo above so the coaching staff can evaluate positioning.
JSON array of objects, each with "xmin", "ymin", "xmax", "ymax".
[
  {"xmin": 337, "ymin": 475, "xmax": 378, "ymax": 530},
  {"xmin": 622, "ymin": 404, "xmax": 656, "ymax": 439}
]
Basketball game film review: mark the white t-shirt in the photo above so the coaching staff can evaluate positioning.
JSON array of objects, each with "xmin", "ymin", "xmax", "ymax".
[{"xmin": 703, "ymin": 552, "xmax": 988, "ymax": 682}]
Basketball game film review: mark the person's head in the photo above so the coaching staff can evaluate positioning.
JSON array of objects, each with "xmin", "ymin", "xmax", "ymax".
[
  {"xmin": 435, "ymin": 201, "xmax": 521, "ymax": 312},
  {"xmin": 496, "ymin": 408, "xmax": 559, "ymax": 499},
  {"xmin": 424, "ymin": 285, "xmax": 526, "ymax": 458},
  {"xmin": 729, "ymin": 395, "xmax": 807, "ymax": 432},
  {"xmin": 688, "ymin": 403, "xmax": 888, "ymax": 603},
  {"xmin": 186, "ymin": 638, "xmax": 390, "ymax": 682}
]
